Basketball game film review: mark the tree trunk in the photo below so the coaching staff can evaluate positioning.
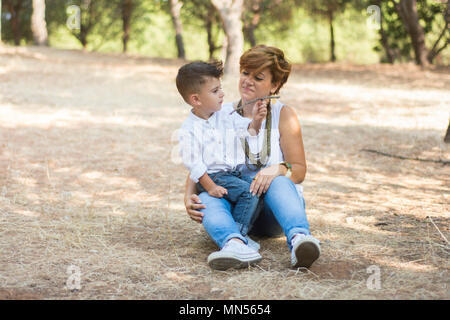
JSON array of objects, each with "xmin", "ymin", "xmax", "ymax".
[
  {"xmin": 427, "ymin": 0, "xmax": 449, "ymax": 64},
  {"xmin": 328, "ymin": 10, "xmax": 336, "ymax": 62},
  {"xmin": 205, "ymin": 4, "xmax": 217, "ymax": 60},
  {"xmin": 122, "ymin": 0, "xmax": 132, "ymax": 53},
  {"xmin": 244, "ymin": 12, "xmax": 260, "ymax": 47},
  {"xmin": 246, "ymin": 24, "xmax": 256, "ymax": 48},
  {"xmin": 80, "ymin": 34, "xmax": 87, "ymax": 49},
  {"xmin": 211, "ymin": 0, "xmax": 244, "ymax": 76},
  {"xmin": 445, "ymin": 120, "xmax": 450, "ymax": 143},
  {"xmin": 395, "ymin": 0, "xmax": 429, "ymax": 67},
  {"xmin": 379, "ymin": 26, "xmax": 395, "ymax": 63},
  {"xmin": 11, "ymin": 14, "xmax": 20, "ymax": 45},
  {"xmin": 206, "ymin": 22, "xmax": 213, "ymax": 59},
  {"xmin": 243, "ymin": 0, "xmax": 262, "ymax": 47},
  {"xmin": 4, "ymin": 0, "xmax": 22, "ymax": 45},
  {"xmin": 0, "ymin": 0, "xmax": 2, "ymax": 44},
  {"xmin": 221, "ymin": 33, "xmax": 228, "ymax": 64},
  {"xmin": 379, "ymin": 24, "xmax": 395, "ymax": 63},
  {"xmin": 374, "ymin": 0, "xmax": 395, "ymax": 63},
  {"xmin": 78, "ymin": 0, "xmax": 93, "ymax": 50},
  {"xmin": 169, "ymin": 0, "xmax": 185, "ymax": 59},
  {"xmin": 31, "ymin": 0, "xmax": 48, "ymax": 46}
]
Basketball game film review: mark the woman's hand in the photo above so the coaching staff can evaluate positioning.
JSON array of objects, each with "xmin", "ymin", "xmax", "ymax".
[
  {"xmin": 250, "ymin": 164, "xmax": 284, "ymax": 196},
  {"xmin": 185, "ymin": 194, "xmax": 206, "ymax": 223}
]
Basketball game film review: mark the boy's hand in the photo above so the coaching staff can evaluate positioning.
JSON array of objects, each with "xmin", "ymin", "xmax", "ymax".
[
  {"xmin": 208, "ymin": 185, "xmax": 228, "ymax": 198},
  {"xmin": 252, "ymin": 100, "xmax": 268, "ymax": 122},
  {"xmin": 248, "ymin": 100, "xmax": 268, "ymax": 135}
]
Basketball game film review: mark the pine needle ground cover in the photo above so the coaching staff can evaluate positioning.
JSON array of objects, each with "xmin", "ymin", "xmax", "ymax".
[{"xmin": 0, "ymin": 46, "xmax": 448, "ymax": 299}]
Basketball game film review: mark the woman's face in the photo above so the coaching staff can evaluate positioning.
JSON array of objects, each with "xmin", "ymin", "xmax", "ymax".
[{"xmin": 239, "ymin": 67, "xmax": 279, "ymax": 102}]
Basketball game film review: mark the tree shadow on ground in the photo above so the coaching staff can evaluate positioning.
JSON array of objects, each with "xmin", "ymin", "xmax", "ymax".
[{"xmin": 1, "ymin": 46, "xmax": 448, "ymax": 298}]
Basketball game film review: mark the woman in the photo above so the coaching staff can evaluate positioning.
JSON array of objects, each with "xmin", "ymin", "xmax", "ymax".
[{"xmin": 184, "ymin": 45, "xmax": 320, "ymax": 270}]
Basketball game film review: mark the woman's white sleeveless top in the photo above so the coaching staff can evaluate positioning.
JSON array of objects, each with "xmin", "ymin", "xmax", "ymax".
[{"xmin": 225, "ymin": 100, "xmax": 304, "ymax": 196}]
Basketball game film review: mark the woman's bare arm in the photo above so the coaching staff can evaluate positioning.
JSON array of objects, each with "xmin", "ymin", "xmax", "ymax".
[
  {"xmin": 279, "ymin": 105, "xmax": 307, "ymax": 184},
  {"xmin": 184, "ymin": 173, "xmax": 205, "ymax": 223},
  {"xmin": 184, "ymin": 174, "xmax": 197, "ymax": 202},
  {"xmin": 249, "ymin": 105, "xmax": 307, "ymax": 195}
]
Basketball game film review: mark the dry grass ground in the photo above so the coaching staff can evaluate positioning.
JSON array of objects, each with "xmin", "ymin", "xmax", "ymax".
[{"xmin": 0, "ymin": 45, "xmax": 449, "ymax": 300}]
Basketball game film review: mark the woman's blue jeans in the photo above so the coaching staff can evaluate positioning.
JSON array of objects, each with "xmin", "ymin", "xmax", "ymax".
[{"xmin": 199, "ymin": 176, "xmax": 310, "ymax": 250}]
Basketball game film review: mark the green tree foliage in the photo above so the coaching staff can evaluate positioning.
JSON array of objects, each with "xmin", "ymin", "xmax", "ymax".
[
  {"xmin": 374, "ymin": 0, "xmax": 448, "ymax": 63},
  {"xmin": 301, "ymin": 0, "xmax": 353, "ymax": 62},
  {"xmin": 182, "ymin": 0, "xmax": 222, "ymax": 59},
  {"xmin": 45, "ymin": 0, "xmax": 151, "ymax": 51},
  {"xmin": 2, "ymin": 0, "xmax": 33, "ymax": 45},
  {"xmin": 242, "ymin": 0, "xmax": 298, "ymax": 47},
  {"xmin": 68, "ymin": 0, "xmax": 121, "ymax": 49},
  {"xmin": 1, "ymin": 0, "xmax": 448, "ymax": 65},
  {"xmin": 168, "ymin": 0, "xmax": 185, "ymax": 58},
  {"xmin": 180, "ymin": 0, "xmax": 302, "ymax": 59}
]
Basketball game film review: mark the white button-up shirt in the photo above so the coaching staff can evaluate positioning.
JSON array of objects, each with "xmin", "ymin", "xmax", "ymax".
[{"xmin": 178, "ymin": 104, "xmax": 252, "ymax": 183}]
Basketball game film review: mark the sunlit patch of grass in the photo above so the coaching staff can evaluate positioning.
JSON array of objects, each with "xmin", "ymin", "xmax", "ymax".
[{"xmin": 0, "ymin": 46, "xmax": 448, "ymax": 299}]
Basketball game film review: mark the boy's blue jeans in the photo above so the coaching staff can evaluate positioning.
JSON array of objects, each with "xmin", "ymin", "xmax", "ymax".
[
  {"xmin": 199, "ymin": 176, "xmax": 310, "ymax": 250},
  {"xmin": 197, "ymin": 170, "xmax": 261, "ymax": 237}
]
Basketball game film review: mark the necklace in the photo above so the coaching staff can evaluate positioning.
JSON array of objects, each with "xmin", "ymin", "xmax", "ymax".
[{"xmin": 237, "ymin": 99, "xmax": 272, "ymax": 171}]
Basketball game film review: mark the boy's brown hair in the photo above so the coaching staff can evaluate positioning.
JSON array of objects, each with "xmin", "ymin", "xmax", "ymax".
[{"xmin": 176, "ymin": 60, "xmax": 224, "ymax": 103}]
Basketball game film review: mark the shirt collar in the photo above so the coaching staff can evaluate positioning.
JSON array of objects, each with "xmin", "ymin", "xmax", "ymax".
[{"xmin": 189, "ymin": 109, "xmax": 217, "ymax": 123}]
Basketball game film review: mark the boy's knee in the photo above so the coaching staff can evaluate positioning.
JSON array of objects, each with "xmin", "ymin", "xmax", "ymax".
[{"xmin": 198, "ymin": 192, "xmax": 232, "ymax": 213}]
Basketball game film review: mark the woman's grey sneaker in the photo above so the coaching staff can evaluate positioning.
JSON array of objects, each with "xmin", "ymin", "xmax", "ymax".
[
  {"xmin": 208, "ymin": 240, "xmax": 262, "ymax": 271},
  {"xmin": 291, "ymin": 234, "xmax": 321, "ymax": 268}
]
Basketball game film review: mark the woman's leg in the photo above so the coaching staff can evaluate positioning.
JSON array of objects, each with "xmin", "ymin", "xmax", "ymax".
[
  {"xmin": 198, "ymin": 192, "xmax": 246, "ymax": 249},
  {"xmin": 263, "ymin": 176, "xmax": 311, "ymax": 250}
]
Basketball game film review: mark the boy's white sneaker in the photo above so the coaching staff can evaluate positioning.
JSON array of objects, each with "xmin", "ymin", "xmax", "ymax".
[
  {"xmin": 208, "ymin": 239, "xmax": 262, "ymax": 271},
  {"xmin": 290, "ymin": 234, "xmax": 321, "ymax": 269},
  {"xmin": 245, "ymin": 235, "xmax": 260, "ymax": 251}
]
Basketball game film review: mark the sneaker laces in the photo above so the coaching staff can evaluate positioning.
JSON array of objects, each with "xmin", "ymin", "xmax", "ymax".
[{"xmin": 223, "ymin": 239, "xmax": 257, "ymax": 254}]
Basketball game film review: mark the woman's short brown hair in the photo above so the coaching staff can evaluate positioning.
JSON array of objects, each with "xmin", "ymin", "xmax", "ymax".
[{"xmin": 240, "ymin": 45, "xmax": 292, "ymax": 94}]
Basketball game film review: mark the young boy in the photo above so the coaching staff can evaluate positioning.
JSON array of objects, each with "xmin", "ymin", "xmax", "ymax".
[{"xmin": 176, "ymin": 61, "xmax": 266, "ymax": 264}]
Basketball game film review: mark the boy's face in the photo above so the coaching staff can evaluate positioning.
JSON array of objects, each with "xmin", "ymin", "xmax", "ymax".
[
  {"xmin": 189, "ymin": 77, "xmax": 224, "ymax": 116},
  {"xmin": 239, "ymin": 67, "xmax": 279, "ymax": 103}
]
